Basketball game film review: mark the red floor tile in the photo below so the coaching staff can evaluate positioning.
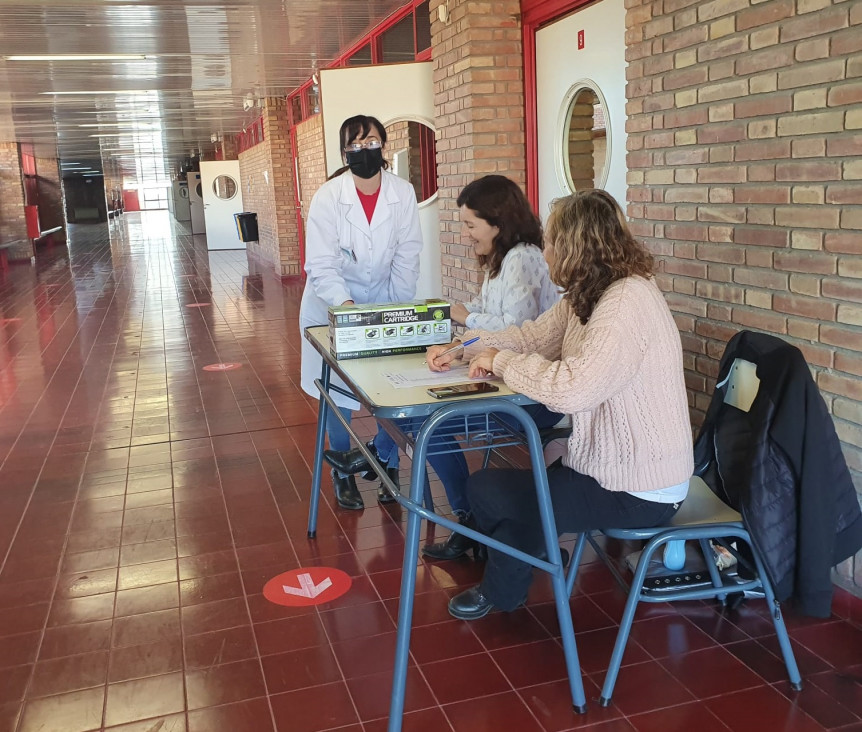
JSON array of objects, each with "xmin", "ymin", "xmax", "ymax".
[
  {"xmin": 703, "ymin": 685, "xmax": 825, "ymax": 731},
  {"xmin": 793, "ymin": 621, "xmax": 862, "ymax": 670},
  {"xmin": 345, "ymin": 666, "xmax": 436, "ymax": 722},
  {"xmin": 626, "ymin": 613, "xmax": 717, "ymax": 659},
  {"xmin": 18, "ymin": 687, "xmax": 105, "ymax": 732},
  {"xmin": 423, "ymin": 651, "xmax": 511, "ymax": 704},
  {"xmin": 105, "ymin": 714, "xmax": 187, "ymax": 731},
  {"xmin": 187, "ymin": 698, "xmax": 274, "ymax": 732},
  {"xmin": 362, "ymin": 706, "xmax": 451, "ymax": 732},
  {"xmin": 260, "ymin": 645, "xmax": 343, "ymax": 693},
  {"xmin": 774, "ymin": 677, "xmax": 860, "ymax": 729},
  {"xmin": 444, "ymin": 690, "xmax": 545, "ymax": 731},
  {"xmin": 319, "ymin": 601, "xmax": 396, "ymax": 642},
  {"xmin": 28, "ymin": 651, "xmax": 109, "ymax": 698},
  {"xmin": 183, "ymin": 625, "xmax": 258, "ymax": 668},
  {"xmin": 493, "ymin": 638, "xmax": 571, "ymax": 688},
  {"xmin": 185, "ymin": 658, "xmax": 267, "ymax": 710},
  {"xmin": 269, "ymin": 681, "xmax": 360, "ymax": 732},
  {"xmin": 409, "ymin": 620, "xmax": 484, "ymax": 664},
  {"xmin": 660, "ymin": 645, "xmax": 766, "ymax": 699},
  {"xmin": 104, "ymin": 672, "xmax": 185, "ymax": 727},
  {"xmin": 628, "ymin": 702, "xmax": 730, "ymax": 732},
  {"xmin": 519, "ymin": 677, "xmax": 624, "ymax": 731},
  {"xmin": 0, "ymin": 218, "xmax": 858, "ymax": 732},
  {"xmin": 108, "ymin": 640, "xmax": 184, "ymax": 683},
  {"xmin": 588, "ymin": 659, "xmax": 695, "ymax": 716},
  {"xmin": 806, "ymin": 663, "xmax": 862, "ymax": 718}
]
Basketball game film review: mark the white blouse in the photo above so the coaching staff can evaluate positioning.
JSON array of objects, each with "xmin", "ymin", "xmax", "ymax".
[{"xmin": 463, "ymin": 243, "xmax": 559, "ymax": 330}]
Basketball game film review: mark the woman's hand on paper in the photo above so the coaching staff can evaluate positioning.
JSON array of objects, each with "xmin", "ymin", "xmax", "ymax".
[
  {"xmin": 469, "ymin": 348, "xmax": 499, "ymax": 378},
  {"xmin": 425, "ymin": 342, "xmax": 459, "ymax": 372}
]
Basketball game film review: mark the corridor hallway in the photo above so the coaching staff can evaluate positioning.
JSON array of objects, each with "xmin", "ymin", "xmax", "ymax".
[{"xmin": 0, "ymin": 212, "xmax": 860, "ymax": 732}]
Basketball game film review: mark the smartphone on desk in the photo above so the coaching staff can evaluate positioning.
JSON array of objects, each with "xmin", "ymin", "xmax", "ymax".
[{"xmin": 427, "ymin": 383, "xmax": 499, "ymax": 399}]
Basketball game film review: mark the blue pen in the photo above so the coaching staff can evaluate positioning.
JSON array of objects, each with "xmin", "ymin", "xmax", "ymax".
[{"xmin": 435, "ymin": 336, "xmax": 480, "ymax": 359}]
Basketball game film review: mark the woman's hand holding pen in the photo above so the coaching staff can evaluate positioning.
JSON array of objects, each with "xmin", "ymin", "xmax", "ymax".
[
  {"xmin": 468, "ymin": 348, "xmax": 499, "ymax": 378},
  {"xmin": 425, "ymin": 342, "xmax": 459, "ymax": 372}
]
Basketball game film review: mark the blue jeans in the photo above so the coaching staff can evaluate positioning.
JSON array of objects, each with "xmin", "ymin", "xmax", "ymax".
[
  {"xmin": 400, "ymin": 404, "xmax": 562, "ymax": 516},
  {"xmin": 326, "ymin": 407, "xmax": 399, "ymax": 477}
]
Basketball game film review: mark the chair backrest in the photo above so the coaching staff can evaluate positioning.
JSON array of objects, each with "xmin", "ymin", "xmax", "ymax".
[{"xmin": 719, "ymin": 358, "xmax": 759, "ymax": 412}]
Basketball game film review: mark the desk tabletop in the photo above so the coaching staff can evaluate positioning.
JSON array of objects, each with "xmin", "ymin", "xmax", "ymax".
[{"xmin": 305, "ymin": 325, "xmax": 533, "ymax": 418}]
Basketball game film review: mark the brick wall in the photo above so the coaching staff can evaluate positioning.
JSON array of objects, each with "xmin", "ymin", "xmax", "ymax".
[
  {"xmin": 296, "ymin": 114, "xmax": 327, "ymax": 236},
  {"xmin": 0, "ymin": 142, "xmax": 31, "ymax": 260},
  {"xmin": 237, "ymin": 97, "xmax": 301, "ymax": 278},
  {"xmin": 430, "ymin": 0, "xmax": 527, "ymax": 303},
  {"xmin": 625, "ymin": 0, "xmax": 862, "ymax": 588}
]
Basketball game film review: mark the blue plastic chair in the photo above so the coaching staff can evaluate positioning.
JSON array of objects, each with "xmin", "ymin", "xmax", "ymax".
[{"xmin": 564, "ymin": 358, "xmax": 803, "ymax": 706}]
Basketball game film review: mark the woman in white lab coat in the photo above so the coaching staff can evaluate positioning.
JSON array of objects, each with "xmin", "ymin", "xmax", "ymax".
[{"xmin": 299, "ymin": 114, "xmax": 423, "ymax": 511}]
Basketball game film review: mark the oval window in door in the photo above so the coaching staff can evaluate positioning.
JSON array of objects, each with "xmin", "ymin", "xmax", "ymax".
[
  {"xmin": 213, "ymin": 175, "xmax": 238, "ymax": 200},
  {"xmin": 383, "ymin": 119, "xmax": 438, "ymax": 205},
  {"xmin": 560, "ymin": 81, "xmax": 610, "ymax": 192},
  {"xmin": 196, "ymin": 183, "xmax": 203, "ymax": 199}
]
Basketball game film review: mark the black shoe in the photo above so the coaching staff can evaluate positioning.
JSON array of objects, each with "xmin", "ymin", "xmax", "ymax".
[
  {"xmin": 324, "ymin": 447, "xmax": 373, "ymax": 477},
  {"xmin": 378, "ymin": 466, "xmax": 399, "ymax": 504},
  {"xmin": 448, "ymin": 585, "xmax": 495, "ymax": 620},
  {"xmin": 332, "ymin": 470, "xmax": 363, "ymax": 511},
  {"xmin": 422, "ymin": 514, "xmax": 485, "ymax": 561}
]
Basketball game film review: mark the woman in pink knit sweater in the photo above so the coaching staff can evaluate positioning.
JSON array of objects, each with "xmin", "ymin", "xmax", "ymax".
[{"xmin": 426, "ymin": 189, "xmax": 694, "ymax": 620}]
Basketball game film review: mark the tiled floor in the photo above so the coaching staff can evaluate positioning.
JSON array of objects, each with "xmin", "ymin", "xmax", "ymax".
[{"xmin": 0, "ymin": 211, "xmax": 861, "ymax": 732}]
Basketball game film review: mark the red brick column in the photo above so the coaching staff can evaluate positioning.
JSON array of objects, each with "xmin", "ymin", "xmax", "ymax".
[
  {"xmin": 430, "ymin": 0, "xmax": 527, "ymax": 302},
  {"xmin": 295, "ymin": 114, "xmax": 326, "ymax": 230},
  {"xmin": 0, "ymin": 142, "xmax": 32, "ymax": 261},
  {"xmin": 238, "ymin": 97, "xmax": 301, "ymax": 278}
]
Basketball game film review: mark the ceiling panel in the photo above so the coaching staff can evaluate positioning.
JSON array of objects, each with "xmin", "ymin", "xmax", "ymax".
[{"xmin": 0, "ymin": 0, "xmax": 405, "ymax": 177}]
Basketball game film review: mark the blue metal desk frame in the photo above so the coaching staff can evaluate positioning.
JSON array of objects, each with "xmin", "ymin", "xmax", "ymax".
[{"xmin": 303, "ymin": 326, "xmax": 587, "ymax": 731}]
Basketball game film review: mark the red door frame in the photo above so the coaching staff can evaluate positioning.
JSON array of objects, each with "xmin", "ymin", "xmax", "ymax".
[{"xmin": 522, "ymin": 0, "xmax": 595, "ymax": 211}]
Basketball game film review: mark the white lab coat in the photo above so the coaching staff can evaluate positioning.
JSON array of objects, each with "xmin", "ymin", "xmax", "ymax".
[{"xmin": 299, "ymin": 169, "xmax": 423, "ymax": 408}]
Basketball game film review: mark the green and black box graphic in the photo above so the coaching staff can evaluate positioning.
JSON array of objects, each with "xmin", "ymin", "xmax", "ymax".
[{"xmin": 328, "ymin": 299, "xmax": 451, "ymax": 360}]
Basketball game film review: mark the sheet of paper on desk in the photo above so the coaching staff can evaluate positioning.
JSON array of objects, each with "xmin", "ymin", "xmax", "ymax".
[{"xmin": 382, "ymin": 364, "xmax": 496, "ymax": 389}]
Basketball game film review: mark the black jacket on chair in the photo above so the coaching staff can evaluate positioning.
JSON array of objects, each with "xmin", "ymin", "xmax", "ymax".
[{"xmin": 694, "ymin": 330, "xmax": 862, "ymax": 617}]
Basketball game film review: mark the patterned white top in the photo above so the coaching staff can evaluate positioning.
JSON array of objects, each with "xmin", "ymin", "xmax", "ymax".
[{"xmin": 463, "ymin": 243, "xmax": 560, "ymax": 330}]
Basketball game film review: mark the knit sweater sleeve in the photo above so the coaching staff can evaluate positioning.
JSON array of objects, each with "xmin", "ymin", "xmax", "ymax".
[
  {"xmin": 492, "ymin": 284, "xmax": 646, "ymax": 414},
  {"xmin": 460, "ymin": 299, "xmax": 569, "ymax": 362}
]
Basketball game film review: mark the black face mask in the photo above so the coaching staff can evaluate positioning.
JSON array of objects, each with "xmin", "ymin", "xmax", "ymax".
[{"xmin": 345, "ymin": 148, "xmax": 384, "ymax": 179}]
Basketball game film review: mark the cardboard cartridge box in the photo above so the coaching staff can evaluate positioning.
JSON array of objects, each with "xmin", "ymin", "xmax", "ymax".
[{"xmin": 329, "ymin": 299, "xmax": 451, "ymax": 360}]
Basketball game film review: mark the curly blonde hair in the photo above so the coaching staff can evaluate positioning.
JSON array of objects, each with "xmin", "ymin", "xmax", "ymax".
[{"xmin": 546, "ymin": 190, "xmax": 654, "ymax": 324}]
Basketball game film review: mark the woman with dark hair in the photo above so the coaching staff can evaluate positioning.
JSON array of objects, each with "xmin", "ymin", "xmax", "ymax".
[
  {"xmin": 449, "ymin": 175, "xmax": 558, "ymax": 329},
  {"xmin": 300, "ymin": 114, "xmax": 423, "ymax": 511},
  {"xmin": 426, "ymin": 189, "xmax": 693, "ymax": 620},
  {"xmin": 328, "ymin": 174, "xmax": 560, "ymax": 560}
]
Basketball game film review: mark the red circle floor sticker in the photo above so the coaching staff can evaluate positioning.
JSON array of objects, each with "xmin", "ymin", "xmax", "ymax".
[
  {"xmin": 263, "ymin": 567, "xmax": 352, "ymax": 607},
  {"xmin": 203, "ymin": 363, "xmax": 242, "ymax": 371}
]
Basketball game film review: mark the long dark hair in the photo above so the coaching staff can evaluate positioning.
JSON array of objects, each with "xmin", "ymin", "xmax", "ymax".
[
  {"xmin": 328, "ymin": 114, "xmax": 390, "ymax": 179},
  {"xmin": 546, "ymin": 189, "xmax": 654, "ymax": 324},
  {"xmin": 456, "ymin": 175, "xmax": 543, "ymax": 279}
]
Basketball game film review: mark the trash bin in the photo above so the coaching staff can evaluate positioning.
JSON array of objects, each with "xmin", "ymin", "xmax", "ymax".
[{"xmin": 234, "ymin": 212, "xmax": 259, "ymax": 242}]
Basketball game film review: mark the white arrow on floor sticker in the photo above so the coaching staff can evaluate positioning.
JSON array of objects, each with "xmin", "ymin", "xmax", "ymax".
[{"xmin": 283, "ymin": 572, "xmax": 333, "ymax": 599}]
